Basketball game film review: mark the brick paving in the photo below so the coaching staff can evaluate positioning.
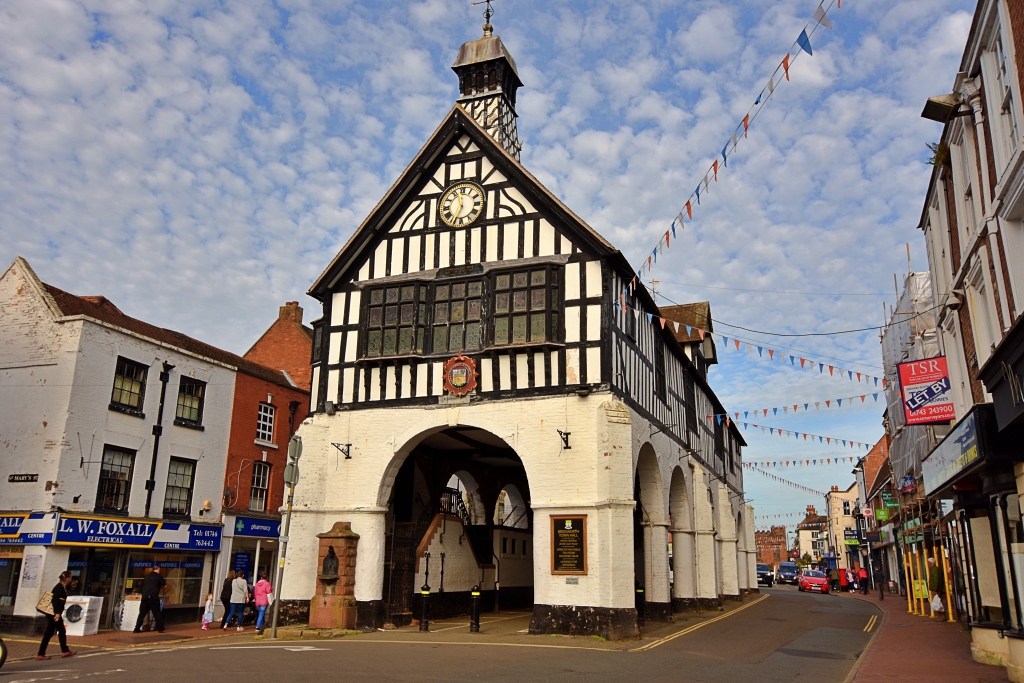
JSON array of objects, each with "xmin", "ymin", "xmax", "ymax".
[{"xmin": 840, "ymin": 590, "xmax": 1009, "ymax": 683}]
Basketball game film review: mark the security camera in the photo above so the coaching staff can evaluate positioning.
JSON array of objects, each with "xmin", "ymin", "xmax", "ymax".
[{"xmin": 946, "ymin": 290, "xmax": 964, "ymax": 312}]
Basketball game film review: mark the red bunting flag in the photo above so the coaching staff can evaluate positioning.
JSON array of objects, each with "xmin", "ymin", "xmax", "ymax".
[
  {"xmin": 860, "ymin": 395, "xmax": 866, "ymax": 402},
  {"xmin": 856, "ymin": 373, "xmax": 861, "ymax": 381},
  {"xmin": 743, "ymin": 114, "xmax": 749, "ymax": 138},
  {"xmin": 828, "ymin": 366, "xmax": 834, "ymax": 375},
  {"xmin": 697, "ymin": 328, "xmax": 705, "ymax": 341},
  {"xmin": 734, "ymin": 339, "xmax": 741, "ymax": 351},
  {"xmin": 783, "ymin": 54, "xmax": 791, "ymax": 81},
  {"xmin": 800, "ymin": 358, "xmax": 806, "ymax": 368},
  {"xmin": 665, "ymin": 230, "xmax": 670, "ymax": 248},
  {"xmin": 768, "ymin": 349, "xmax": 774, "ymax": 360},
  {"xmin": 685, "ymin": 201, "xmax": 692, "ymax": 220},
  {"xmin": 825, "ymin": 400, "xmax": 830, "ymax": 407},
  {"xmin": 659, "ymin": 317, "xmax": 667, "ymax": 329},
  {"xmin": 713, "ymin": 159, "xmax": 719, "ymax": 181}
]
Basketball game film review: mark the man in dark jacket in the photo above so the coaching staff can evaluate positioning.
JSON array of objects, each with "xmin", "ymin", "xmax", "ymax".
[
  {"xmin": 134, "ymin": 566, "xmax": 166, "ymax": 633},
  {"xmin": 37, "ymin": 570, "xmax": 75, "ymax": 659}
]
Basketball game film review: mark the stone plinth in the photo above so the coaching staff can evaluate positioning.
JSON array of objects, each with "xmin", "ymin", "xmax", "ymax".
[{"xmin": 308, "ymin": 522, "xmax": 359, "ymax": 630}]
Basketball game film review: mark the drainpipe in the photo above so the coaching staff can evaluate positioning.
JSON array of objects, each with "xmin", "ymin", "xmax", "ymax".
[
  {"xmin": 144, "ymin": 362, "xmax": 175, "ymax": 518},
  {"xmin": 288, "ymin": 401, "xmax": 300, "ymax": 438}
]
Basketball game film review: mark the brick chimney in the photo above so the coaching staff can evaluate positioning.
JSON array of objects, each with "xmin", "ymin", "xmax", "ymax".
[
  {"xmin": 279, "ymin": 301, "xmax": 303, "ymax": 325},
  {"xmin": 806, "ymin": 505, "xmax": 817, "ymax": 515}
]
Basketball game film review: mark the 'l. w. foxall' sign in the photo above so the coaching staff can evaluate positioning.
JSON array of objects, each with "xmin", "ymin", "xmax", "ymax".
[{"xmin": 55, "ymin": 515, "xmax": 222, "ymax": 551}]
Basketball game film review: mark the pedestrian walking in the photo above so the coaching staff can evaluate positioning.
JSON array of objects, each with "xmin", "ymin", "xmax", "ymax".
[
  {"xmin": 133, "ymin": 566, "xmax": 165, "ymax": 633},
  {"xmin": 253, "ymin": 572, "xmax": 273, "ymax": 634},
  {"xmin": 36, "ymin": 571, "xmax": 75, "ymax": 660},
  {"xmin": 223, "ymin": 570, "xmax": 250, "ymax": 632},
  {"xmin": 830, "ymin": 567, "xmax": 839, "ymax": 592},
  {"xmin": 928, "ymin": 557, "xmax": 946, "ymax": 619},
  {"xmin": 874, "ymin": 565, "xmax": 886, "ymax": 600},
  {"xmin": 202, "ymin": 594, "xmax": 215, "ymax": 630},
  {"xmin": 859, "ymin": 566, "xmax": 869, "ymax": 595},
  {"xmin": 219, "ymin": 570, "xmax": 235, "ymax": 628}
]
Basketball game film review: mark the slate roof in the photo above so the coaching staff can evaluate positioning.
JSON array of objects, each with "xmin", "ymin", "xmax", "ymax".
[{"xmin": 43, "ymin": 282, "xmax": 300, "ymax": 390}]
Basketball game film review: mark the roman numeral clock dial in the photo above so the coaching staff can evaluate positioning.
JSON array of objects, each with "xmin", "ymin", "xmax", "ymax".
[{"xmin": 439, "ymin": 182, "xmax": 485, "ymax": 228}]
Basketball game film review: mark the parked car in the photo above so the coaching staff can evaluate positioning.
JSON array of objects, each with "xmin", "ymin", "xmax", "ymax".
[
  {"xmin": 798, "ymin": 569, "xmax": 830, "ymax": 594},
  {"xmin": 777, "ymin": 562, "xmax": 800, "ymax": 584},
  {"xmin": 756, "ymin": 563, "xmax": 774, "ymax": 587}
]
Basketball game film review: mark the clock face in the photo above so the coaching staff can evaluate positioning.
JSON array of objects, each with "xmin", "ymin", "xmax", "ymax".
[{"xmin": 439, "ymin": 182, "xmax": 485, "ymax": 228}]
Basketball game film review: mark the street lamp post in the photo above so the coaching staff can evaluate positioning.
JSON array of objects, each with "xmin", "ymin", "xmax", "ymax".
[{"xmin": 270, "ymin": 435, "xmax": 302, "ymax": 639}]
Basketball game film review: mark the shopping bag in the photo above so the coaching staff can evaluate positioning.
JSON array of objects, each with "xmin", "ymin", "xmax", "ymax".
[
  {"xmin": 36, "ymin": 591, "xmax": 55, "ymax": 616},
  {"xmin": 931, "ymin": 595, "xmax": 945, "ymax": 613}
]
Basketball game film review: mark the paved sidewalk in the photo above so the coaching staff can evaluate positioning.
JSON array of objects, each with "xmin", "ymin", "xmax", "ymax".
[
  {"xmin": 1, "ymin": 620, "xmax": 240, "ymax": 661},
  {"xmin": 840, "ymin": 590, "xmax": 1009, "ymax": 683}
]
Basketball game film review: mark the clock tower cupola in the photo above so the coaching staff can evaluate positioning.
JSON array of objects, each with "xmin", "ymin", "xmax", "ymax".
[{"xmin": 452, "ymin": 10, "xmax": 523, "ymax": 159}]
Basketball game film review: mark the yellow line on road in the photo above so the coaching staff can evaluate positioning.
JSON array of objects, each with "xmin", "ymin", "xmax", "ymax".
[
  {"xmin": 863, "ymin": 615, "xmax": 877, "ymax": 632},
  {"xmin": 630, "ymin": 594, "xmax": 771, "ymax": 652}
]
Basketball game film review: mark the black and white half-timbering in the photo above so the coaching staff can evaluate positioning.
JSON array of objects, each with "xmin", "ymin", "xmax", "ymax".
[{"xmin": 280, "ymin": 23, "xmax": 755, "ymax": 640}]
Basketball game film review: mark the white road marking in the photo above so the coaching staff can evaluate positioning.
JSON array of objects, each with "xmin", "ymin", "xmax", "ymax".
[{"xmin": 210, "ymin": 645, "xmax": 327, "ymax": 652}]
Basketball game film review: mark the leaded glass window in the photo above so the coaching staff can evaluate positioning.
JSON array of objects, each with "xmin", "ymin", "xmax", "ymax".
[
  {"xmin": 432, "ymin": 279, "xmax": 484, "ymax": 354},
  {"xmin": 365, "ymin": 284, "xmax": 427, "ymax": 357},
  {"xmin": 492, "ymin": 267, "xmax": 559, "ymax": 346}
]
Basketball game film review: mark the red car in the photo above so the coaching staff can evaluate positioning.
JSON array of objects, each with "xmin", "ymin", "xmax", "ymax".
[{"xmin": 798, "ymin": 570, "xmax": 830, "ymax": 593}]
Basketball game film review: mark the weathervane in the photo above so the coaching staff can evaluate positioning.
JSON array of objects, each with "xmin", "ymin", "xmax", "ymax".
[{"xmin": 470, "ymin": 0, "xmax": 501, "ymax": 33}]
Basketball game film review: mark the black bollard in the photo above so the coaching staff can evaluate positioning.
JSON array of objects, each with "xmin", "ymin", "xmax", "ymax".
[
  {"xmin": 420, "ymin": 584, "xmax": 431, "ymax": 631},
  {"xmin": 636, "ymin": 583, "xmax": 645, "ymax": 625},
  {"xmin": 469, "ymin": 585, "xmax": 481, "ymax": 633}
]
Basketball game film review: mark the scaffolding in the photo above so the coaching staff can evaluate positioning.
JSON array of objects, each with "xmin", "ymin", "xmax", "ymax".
[{"xmin": 881, "ymin": 272, "xmax": 947, "ymax": 481}]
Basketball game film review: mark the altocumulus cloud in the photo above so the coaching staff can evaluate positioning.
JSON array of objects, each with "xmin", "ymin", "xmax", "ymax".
[{"xmin": 0, "ymin": 0, "xmax": 973, "ymax": 513}]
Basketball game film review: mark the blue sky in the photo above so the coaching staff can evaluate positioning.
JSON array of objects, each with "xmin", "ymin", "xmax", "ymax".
[{"xmin": 0, "ymin": 0, "xmax": 974, "ymax": 527}]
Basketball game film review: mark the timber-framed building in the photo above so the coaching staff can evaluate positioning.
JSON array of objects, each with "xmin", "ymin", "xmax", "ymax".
[{"xmin": 280, "ymin": 21, "xmax": 755, "ymax": 639}]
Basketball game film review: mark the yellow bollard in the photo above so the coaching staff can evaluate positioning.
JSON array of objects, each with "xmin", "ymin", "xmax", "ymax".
[
  {"xmin": 909, "ymin": 543, "xmax": 922, "ymax": 615},
  {"xmin": 939, "ymin": 536, "xmax": 956, "ymax": 623},
  {"xmin": 924, "ymin": 546, "xmax": 935, "ymax": 617}
]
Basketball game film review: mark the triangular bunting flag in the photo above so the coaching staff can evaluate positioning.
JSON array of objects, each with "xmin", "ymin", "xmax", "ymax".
[
  {"xmin": 782, "ymin": 53, "xmax": 791, "ymax": 80},
  {"xmin": 814, "ymin": 4, "xmax": 832, "ymax": 30},
  {"xmin": 797, "ymin": 30, "xmax": 812, "ymax": 56}
]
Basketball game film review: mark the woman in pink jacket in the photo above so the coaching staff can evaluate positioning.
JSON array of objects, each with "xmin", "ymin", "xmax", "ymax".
[{"xmin": 253, "ymin": 572, "xmax": 273, "ymax": 634}]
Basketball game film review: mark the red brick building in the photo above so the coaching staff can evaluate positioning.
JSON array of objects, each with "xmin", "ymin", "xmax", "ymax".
[
  {"xmin": 243, "ymin": 301, "xmax": 314, "ymax": 391},
  {"xmin": 218, "ymin": 303, "xmax": 312, "ymax": 588},
  {"xmin": 755, "ymin": 525, "xmax": 787, "ymax": 570}
]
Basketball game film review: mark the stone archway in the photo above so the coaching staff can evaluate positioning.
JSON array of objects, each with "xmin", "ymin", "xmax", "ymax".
[
  {"xmin": 635, "ymin": 443, "xmax": 670, "ymax": 620},
  {"xmin": 377, "ymin": 425, "xmax": 536, "ymax": 625},
  {"xmin": 669, "ymin": 466, "xmax": 696, "ymax": 610}
]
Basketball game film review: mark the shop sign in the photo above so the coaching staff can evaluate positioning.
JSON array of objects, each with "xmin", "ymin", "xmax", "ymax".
[
  {"xmin": 551, "ymin": 515, "xmax": 587, "ymax": 575},
  {"xmin": 233, "ymin": 552, "xmax": 252, "ymax": 575},
  {"xmin": 0, "ymin": 513, "xmax": 57, "ymax": 545},
  {"xmin": 875, "ymin": 508, "xmax": 889, "ymax": 522},
  {"xmin": 899, "ymin": 475, "xmax": 916, "ymax": 493},
  {"xmin": 898, "ymin": 357, "xmax": 956, "ymax": 425},
  {"xmin": 843, "ymin": 529, "xmax": 860, "ymax": 546},
  {"xmin": 866, "ymin": 531, "xmax": 881, "ymax": 543},
  {"xmin": 232, "ymin": 516, "xmax": 281, "ymax": 538},
  {"xmin": 55, "ymin": 515, "xmax": 222, "ymax": 551},
  {"xmin": 881, "ymin": 490, "xmax": 899, "ymax": 509},
  {"xmin": 922, "ymin": 412, "xmax": 980, "ymax": 496}
]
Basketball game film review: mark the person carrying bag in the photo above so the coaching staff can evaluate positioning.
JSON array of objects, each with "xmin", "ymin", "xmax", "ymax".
[{"xmin": 36, "ymin": 571, "xmax": 75, "ymax": 660}]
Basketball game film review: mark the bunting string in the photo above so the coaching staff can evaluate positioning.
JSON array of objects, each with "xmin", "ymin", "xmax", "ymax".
[
  {"xmin": 625, "ymin": 0, "xmax": 839, "ymax": 288},
  {"xmin": 749, "ymin": 467, "xmax": 827, "ymax": 497},
  {"xmin": 731, "ymin": 420, "xmax": 873, "ymax": 450},
  {"xmin": 613, "ymin": 305, "xmax": 887, "ymax": 387},
  {"xmin": 744, "ymin": 456, "xmax": 860, "ymax": 469},
  {"xmin": 711, "ymin": 393, "xmax": 883, "ymax": 421}
]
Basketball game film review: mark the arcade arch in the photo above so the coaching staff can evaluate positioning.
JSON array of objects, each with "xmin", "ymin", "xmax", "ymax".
[{"xmin": 378, "ymin": 426, "xmax": 534, "ymax": 625}]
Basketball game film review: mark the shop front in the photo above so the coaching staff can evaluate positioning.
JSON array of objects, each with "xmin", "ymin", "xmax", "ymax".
[
  {"xmin": 54, "ymin": 514, "xmax": 222, "ymax": 629},
  {"xmin": 216, "ymin": 515, "xmax": 281, "ymax": 616},
  {"xmin": 0, "ymin": 513, "xmax": 58, "ymax": 624},
  {"xmin": 922, "ymin": 404, "xmax": 1024, "ymax": 669}
]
